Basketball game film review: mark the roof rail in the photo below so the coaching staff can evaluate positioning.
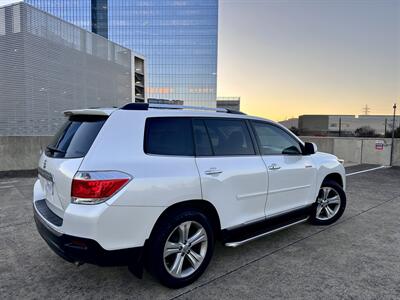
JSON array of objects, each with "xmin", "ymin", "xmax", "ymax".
[
  {"xmin": 224, "ymin": 109, "xmax": 246, "ymax": 115},
  {"xmin": 149, "ymin": 103, "xmax": 228, "ymax": 112},
  {"xmin": 121, "ymin": 102, "xmax": 246, "ymax": 115},
  {"xmin": 121, "ymin": 103, "xmax": 149, "ymax": 110}
]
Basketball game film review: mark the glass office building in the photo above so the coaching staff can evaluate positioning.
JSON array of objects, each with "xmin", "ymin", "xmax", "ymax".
[
  {"xmin": 24, "ymin": 0, "xmax": 92, "ymax": 31},
  {"xmin": 26, "ymin": 0, "xmax": 218, "ymax": 107}
]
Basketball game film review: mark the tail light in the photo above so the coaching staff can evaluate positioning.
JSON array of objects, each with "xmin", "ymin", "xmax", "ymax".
[{"xmin": 71, "ymin": 171, "xmax": 132, "ymax": 204}]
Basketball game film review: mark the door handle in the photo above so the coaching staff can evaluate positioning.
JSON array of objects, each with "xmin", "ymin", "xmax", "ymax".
[
  {"xmin": 204, "ymin": 168, "xmax": 223, "ymax": 175},
  {"xmin": 268, "ymin": 163, "xmax": 281, "ymax": 170}
]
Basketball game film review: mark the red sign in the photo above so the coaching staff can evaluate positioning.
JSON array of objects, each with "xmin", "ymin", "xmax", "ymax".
[{"xmin": 375, "ymin": 140, "xmax": 384, "ymax": 151}]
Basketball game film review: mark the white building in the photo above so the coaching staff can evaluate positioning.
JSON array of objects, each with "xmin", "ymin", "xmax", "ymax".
[
  {"xmin": 299, "ymin": 115, "xmax": 400, "ymax": 136},
  {"xmin": 216, "ymin": 97, "xmax": 241, "ymax": 111}
]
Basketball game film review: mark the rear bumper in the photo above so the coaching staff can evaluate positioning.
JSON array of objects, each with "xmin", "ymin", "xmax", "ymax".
[
  {"xmin": 34, "ymin": 207, "xmax": 143, "ymax": 266},
  {"xmin": 33, "ymin": 179, "xmax": 163, "ymax": 250}
]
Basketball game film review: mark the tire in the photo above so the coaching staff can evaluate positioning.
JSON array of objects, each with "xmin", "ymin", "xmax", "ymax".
[
  {"xmin": 309, "ymin": 180, "xmax": 346, "ymax": 226},
  {"xmin": 145, "ymin": 208, "xmax": 215, "ymax": 288}
]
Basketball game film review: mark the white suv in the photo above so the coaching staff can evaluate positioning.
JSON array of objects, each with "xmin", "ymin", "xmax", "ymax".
[{"xmin": 33, "ymin": 103, "xmax": 346, "ymax": 288}]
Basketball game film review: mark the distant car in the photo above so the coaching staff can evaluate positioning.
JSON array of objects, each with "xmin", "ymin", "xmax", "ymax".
[{"xmin": 33, "ymin": 103, "xmax": 346, "ymax": 288}]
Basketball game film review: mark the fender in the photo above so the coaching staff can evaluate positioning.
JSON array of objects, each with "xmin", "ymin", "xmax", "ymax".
[{"xmin": 312, "ymin": 152, "xmax": 346, "ymax": 200}]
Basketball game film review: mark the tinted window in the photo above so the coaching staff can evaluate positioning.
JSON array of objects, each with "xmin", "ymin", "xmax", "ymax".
[
  {"xmin": 252, "ymin": 122, "xmax": 302, "ymax": 155},
  {"xmin": 193, "ymin": 120, "xmax": 213, "ymax": 156},
  {"xmin": 145, "ymin": 118, "xmax": 194, "ymax": 156},
  {"xmin": 46, "ymin": 115, "xmax": 107, "ymax": 158},
  {"xmin": 203, "ymin": 119, "xmax": 255, "ymax": 156}
]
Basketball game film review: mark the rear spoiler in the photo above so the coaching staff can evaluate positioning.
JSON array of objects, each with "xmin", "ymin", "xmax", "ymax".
[{"xmin": 63, "ymin": 108, "xmax": 117, "ymax": 117}]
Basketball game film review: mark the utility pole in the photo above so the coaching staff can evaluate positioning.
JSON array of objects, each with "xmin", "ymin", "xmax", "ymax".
[
  {"xmin": 338, "ymin": 117, "xmax": 341, "ymax": 137},
  {"xmin": 390, "ymin": 103, "xmax": 397, "ymax": 166}
]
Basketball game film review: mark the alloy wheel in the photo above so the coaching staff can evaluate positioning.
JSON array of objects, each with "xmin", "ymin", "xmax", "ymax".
[
  {"xmin": 163, "ymin": 221, "xmax": 208, "ymax": 278},
  {"xmin": 316, "ymin": 187, "xmax": 341, "ymax": 221}
]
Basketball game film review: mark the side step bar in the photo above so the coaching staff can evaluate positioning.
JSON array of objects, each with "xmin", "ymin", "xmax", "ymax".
[{"xmin": 224, "ymin": 217, "xmax": 309, "ymax": 248}]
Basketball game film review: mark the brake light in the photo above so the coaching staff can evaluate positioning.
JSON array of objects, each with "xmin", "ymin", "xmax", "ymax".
[{"xmin": 71, "ymin": 171, "xmax": 131, "ymax": 204}]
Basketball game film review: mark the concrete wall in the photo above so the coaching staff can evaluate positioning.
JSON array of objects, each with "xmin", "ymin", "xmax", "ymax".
[
  {"xmin": 0, "ymin": 136, "xmax": 52, "ymax": 172},
  {"xmin": 333, "ymin": 139, "xmax": 363, "ymax": 165},
  {"xmin": 301, "ymin": 136, "xmax": 400, "ymax": 166},
  {"xmin": 300, "ymin": 136, "xmax": 334, "ymax": 154},
  {"xmin": 393, "ymin": 139, "xmax": 400, "ymax": 167},
  {"xmin": 0, "ymin": 136, "xmax": 399, "ymax": 173}
]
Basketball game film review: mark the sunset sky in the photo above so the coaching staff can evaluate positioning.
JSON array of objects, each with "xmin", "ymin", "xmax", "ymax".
[
  {"xmin": 0, "ymin": 0, "xmax": 398, "ymax": 121},
  {"xmin": 217, "ymin": 0, "xmax": 399, "ymax": 121}
]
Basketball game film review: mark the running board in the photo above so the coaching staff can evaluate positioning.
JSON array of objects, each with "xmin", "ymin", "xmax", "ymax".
[
  {"xmin": 224, "ymin": 217, "xmax": 309, "ymax": 248},
  {"xmin": 222, "ymin": 205, "xmax": 313, "ymax": 247}
]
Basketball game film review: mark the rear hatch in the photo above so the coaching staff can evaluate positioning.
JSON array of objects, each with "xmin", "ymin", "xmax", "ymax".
[{"xmin": 38, "ymin": 111, "xmax": 111, "ymax": 217}]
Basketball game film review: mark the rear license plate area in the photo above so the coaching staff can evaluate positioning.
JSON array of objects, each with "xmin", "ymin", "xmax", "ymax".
[{"xmin": 38, "ymin": 167, "xmax": 54, "ymax": 201}]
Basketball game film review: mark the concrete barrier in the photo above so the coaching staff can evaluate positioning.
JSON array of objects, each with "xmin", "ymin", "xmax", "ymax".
[
  {"xmin": 333, "ymin": 139, "xmax": 362, "ymax": 165},
  {"xmin": 360, "ymin": 139, "xmax": 391, "ymax": 166},
  {"xmin": 394, "ymin": 139, "xmax": 400, "ymax": 166},
  {"xmin": 0, "ymin": 136, "xmax": 399, "ymax": 172},
  {"xmin": 301, "ymin": 136, "xmax": 399, "ymax": 166},
  {"xmin": 0, "ymin": 136, "xmax": 52, "ymax": 172},
  {"xmin": 299, "ymin": 136, "xmax": 334, "ymax": 154}
]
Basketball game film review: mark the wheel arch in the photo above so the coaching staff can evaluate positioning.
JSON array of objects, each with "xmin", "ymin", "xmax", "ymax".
[
  {"xmin": 150, "ymin": 199, "xmax": 222, "ymax": 239},
  {"xmin": 322, "ymin": 172, "xmax": 344, "ymax": 188}
]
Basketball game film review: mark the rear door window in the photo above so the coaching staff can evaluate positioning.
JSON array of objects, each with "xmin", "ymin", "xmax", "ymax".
[
  {"xmin": 203, "ymin": 119, "xmax": 255, "ymax": 156},
  {"xmin": 46, "ymin": 115, "xmax": 107, "ymax": 158},
  {"xmin": 145, "ymin": 117, "xmax": 194, "ymax": 156},
  {"xmin": 193, "ymin": 119, "xmax": 213, "ymax": 156}
]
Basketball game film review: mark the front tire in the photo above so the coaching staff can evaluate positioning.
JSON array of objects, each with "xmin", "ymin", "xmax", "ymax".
[
  {"xmin": 146, "ymin": 209, "xmax": 214, "ymax": 288},
  {"xmin": 310, "ymin": 180, "xmax": 346, "ymax": 225}
]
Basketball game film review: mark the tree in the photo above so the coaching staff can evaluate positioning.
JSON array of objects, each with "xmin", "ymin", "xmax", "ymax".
[
  {"xmin": 385, "ymin": 127, "xmax": 400, "ymax": 138},
  {"xmin": 289, "ymin": 126, "xmax": 299, "ymax": 136},
  {"xmin": 354, "ymin": 126, "xmax": 378, "ymax": 137}
]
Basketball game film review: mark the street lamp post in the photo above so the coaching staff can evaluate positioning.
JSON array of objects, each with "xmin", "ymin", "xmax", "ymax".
[{"xmin": 390, "ymin": 103, "xmax": 397, "ymax": 166}]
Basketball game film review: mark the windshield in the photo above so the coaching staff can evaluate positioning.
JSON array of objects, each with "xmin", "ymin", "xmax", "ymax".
[{"xmin": 46, "ymin": 115, "xmax": 107, "ymax": 158}]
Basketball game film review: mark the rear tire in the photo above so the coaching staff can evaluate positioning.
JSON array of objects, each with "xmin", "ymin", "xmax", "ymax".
[
  {"xmin": 309, "ymin": 180, "xmax": 346, "ymax": 225},
  {"xmin": 146, "ymin": 209, "xmax": 214, "ymax": 288}
]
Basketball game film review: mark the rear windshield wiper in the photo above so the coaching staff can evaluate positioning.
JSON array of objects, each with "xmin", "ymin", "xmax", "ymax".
[{"xmin": 46, "ymin": 145, "xmax": 66, "ymax": 154}]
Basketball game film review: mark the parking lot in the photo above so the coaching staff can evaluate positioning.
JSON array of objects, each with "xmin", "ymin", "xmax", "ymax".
[{"xmin": 1, "ymin": 165, "xmax": 399, "ymax": 299}]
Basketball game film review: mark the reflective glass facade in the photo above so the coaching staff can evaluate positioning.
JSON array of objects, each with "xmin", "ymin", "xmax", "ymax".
[
  {"xmin": 26, "ymin": 0, "xmax": 218, "ymax": 107},
  {"xmin": 26, "ymin": 0, "xmax": 92, "ymax": 31}
]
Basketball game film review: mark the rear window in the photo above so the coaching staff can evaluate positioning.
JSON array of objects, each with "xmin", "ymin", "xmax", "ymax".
[
  {"xmin": 145, "ymin": 117, "xmax": 194, "ymax": 156},
  {"xmin": 46, "ymin": 115, "xmax": 107, "ymax": 158}
]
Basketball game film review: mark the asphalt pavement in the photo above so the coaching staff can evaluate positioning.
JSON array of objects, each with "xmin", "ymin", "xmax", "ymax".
[{"xmin": 0, "ymin": 166, "xmax": 399, "ymax": 299}]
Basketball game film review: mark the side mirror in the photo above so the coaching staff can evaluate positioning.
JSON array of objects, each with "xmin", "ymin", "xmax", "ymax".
[{"xmin": 303, "ymin": 142, "xmax": 317, "ymax": 155}]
